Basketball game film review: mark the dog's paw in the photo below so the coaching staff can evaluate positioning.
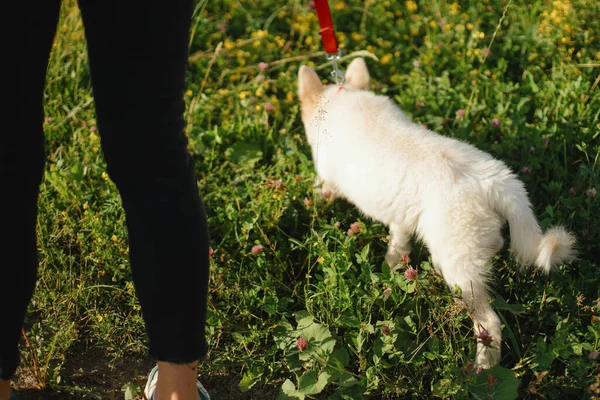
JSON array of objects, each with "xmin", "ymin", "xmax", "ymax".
[
  {"xmin": 385, "ymin": 246, "xmax": 411, "ymax": 268},
  {"xmin": 475, "ymin": 343, "xmax": 500, "ymax": 369},
  {"xmin": 385, "ymin": 251, "xmax": 401, "ymax": 268}
]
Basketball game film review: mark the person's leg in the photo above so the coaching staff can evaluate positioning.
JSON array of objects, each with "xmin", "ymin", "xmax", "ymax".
[
  {"xmin": 76, "ymin": 0, "xmax": 209, "ymax": 398},
  {"xmin": 0, "ymin": 2, "xmax": 62, "ymax": 398}
]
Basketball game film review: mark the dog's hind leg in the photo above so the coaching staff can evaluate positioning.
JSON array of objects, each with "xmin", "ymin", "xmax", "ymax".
[{"xmin": 439, "ymin": 251, "xmax": 502, "ymax": 369}]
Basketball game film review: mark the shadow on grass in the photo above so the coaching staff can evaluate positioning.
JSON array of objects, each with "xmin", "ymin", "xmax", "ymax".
[{"xmin": 14, "ymin": 342, "xmax": 279, "ymax": 400}]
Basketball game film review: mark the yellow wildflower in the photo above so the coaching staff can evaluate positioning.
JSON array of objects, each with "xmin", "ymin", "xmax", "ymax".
[
  {"xmin": 224, "ymin": 39, "xmax": 235, "ymax": 50},
  {"xmin": 253, "ymin": 30, "xmax": 269, "ymax": 39},
  {"xmin": 334, "ymin": 2, "xmax": 346, "ymax": 11},
  {"xmin": 405, "ymin": 0, "xmax": 418, "ymax": 12},
  {"xmin": 380, "ymin": 53, "xmax": 393, "ymax": 65},
  {"xmin": 448, "ymin": 2, "xmax": 460, "ymax": 15},
  {"xmin": 275, "ymin": 36, "xmax": 286, "ymax": 47}
]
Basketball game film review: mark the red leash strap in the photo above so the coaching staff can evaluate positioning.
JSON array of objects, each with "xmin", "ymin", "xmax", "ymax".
[{"xmin": 314, "ymin": 0, "xmax": 339, "ymax": 55}]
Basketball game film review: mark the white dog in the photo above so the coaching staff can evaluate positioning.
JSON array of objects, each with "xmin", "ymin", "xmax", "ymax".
[{"xmin": 297, "ymin": 58, "xmax": 575, "ymax": 368}]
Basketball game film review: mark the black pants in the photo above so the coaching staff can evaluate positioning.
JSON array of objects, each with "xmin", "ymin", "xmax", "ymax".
[{"xmin": 0, "ymin": 0, "xmax": 209, "ymax": 380}]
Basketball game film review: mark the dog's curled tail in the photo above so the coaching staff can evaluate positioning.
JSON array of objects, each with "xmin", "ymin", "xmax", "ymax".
[{"xmin": 494, "ymin": 175, "xmax": 575, "ymax": 273}]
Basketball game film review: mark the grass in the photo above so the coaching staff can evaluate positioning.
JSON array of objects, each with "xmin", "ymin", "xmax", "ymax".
[{"xmin": 12, "ymin": 0, "xmax": 600, "ymax": 398}]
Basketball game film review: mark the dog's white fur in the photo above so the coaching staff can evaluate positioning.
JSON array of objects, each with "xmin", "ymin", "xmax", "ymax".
[{"xmin": 298, "ymin": 58, "xmax": 575, "ymax": 368}]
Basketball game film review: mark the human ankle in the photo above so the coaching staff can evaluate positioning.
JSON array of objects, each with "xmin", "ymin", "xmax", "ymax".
[{"xmin": 153, "ymin": 361, "xmax": 200, "ymax": 400}]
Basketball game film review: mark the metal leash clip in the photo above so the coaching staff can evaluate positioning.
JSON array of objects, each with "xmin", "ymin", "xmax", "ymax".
[{"xmin": 326, "ymin": 49, "xmax": 345, "ymax": 85}]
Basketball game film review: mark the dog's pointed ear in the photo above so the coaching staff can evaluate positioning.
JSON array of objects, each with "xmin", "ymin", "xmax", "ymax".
[
  {"xmin": 345, "ymin": 58, "xmax": 370, "ymax": 90},
  {"xmin": 298, "ymin": 65, "xmax": 324, "ymax": 108}
]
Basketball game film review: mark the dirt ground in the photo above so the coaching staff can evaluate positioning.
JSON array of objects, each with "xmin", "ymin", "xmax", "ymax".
[{"xmin": 13, "ymin": 348, "xmax": 278, "ymax": 400}]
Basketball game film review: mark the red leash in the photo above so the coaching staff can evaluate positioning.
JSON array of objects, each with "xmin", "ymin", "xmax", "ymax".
[
  {"xmin": 313, "ymin": 0, "xmax": 345, "ymax": 85},
  {"xmin": 314, "ymin": 0, "xmax": 339, "ymax": 55}
]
